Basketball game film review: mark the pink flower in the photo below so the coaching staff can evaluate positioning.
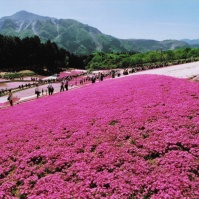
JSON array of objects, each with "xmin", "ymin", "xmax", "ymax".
[{"xmin": 0, "ymin": 74, "xmax": 199, "ymax": 198}]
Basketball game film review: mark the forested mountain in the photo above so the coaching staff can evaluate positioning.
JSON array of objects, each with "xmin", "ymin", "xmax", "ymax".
[{"xmin": 0, "ymin": 11, "xmax": 192, "ymax": 55}]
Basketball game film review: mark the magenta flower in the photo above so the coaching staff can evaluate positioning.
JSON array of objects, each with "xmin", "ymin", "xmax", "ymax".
[{"xmin": 0, "ymin": 74, "xmax": 199, "ymax": 198}]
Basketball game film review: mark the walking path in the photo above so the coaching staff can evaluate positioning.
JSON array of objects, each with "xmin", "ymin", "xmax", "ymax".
[
  {"xmin": 0, "ymin": 84, "xmax": 80, "ymax": 108},
  {"xmin": 134, "ymin": 61, "xmax": 199, "ymax": 79}
]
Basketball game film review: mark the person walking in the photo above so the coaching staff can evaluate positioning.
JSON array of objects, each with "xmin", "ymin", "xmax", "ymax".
[
  {"xmin": 35, "ymin": 85, "xmax": 40, "ymax": 98},
  {"xmin": 51, "ymin": 86, "xmax": 54, "ymax": 95},
  {"xmin": 60, "ymin": 80, "xmax": 64, "ymax": 92},
  {"xmin": 91, "ymin": 75, "xmax": 96, "ymax": 83},
  {"xmin": 65, "ymin": 79, "xmax": 69, "ymax": 91},
  {"xmin": 7, "ymin": 89, "xmax": 13, "ymax": 106},
  {"xmin": 47, "ymin": 83, "xmax": 53, "ymax": 95},
  {"xmin": 99, "ymin": 73, "xmax": 104, "ymax": 81}
]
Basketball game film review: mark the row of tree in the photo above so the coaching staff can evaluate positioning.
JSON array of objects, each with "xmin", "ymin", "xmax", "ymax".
[
  {"xmin": 1, "ymin": 34, "xmax": 199, "ymax": 73},
  {"xmin": 0, "ymin": 34, "xmax": 89, "ymax": 74},
  {"xmin": 86, "ymin": 48, "xmax": 199, "ymax": 70}
]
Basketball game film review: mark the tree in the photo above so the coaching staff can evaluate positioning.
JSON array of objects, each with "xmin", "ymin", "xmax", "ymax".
[
  {"xmin": 174, "ymin": 49, "xmax": 187, "ymax": 60},
  {"xmin": 144, "ymin": 51, "xmax": 159, "ymax": 63},
  {"xmin": 165, "ymin": 50, "xmax": 175, "ymax": 61}
]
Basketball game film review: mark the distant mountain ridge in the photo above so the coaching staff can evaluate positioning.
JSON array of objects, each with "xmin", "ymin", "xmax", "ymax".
[
  {"xmin": 181, "ymin": 39, "xmax": 199, "ymax": 47},
  {"xmin": 0, "ymin": 10, "xmax": 192, "ymax": 55}
]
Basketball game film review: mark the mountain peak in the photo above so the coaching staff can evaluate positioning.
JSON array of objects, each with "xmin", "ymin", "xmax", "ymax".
[{"xmin": 6, "ymin": 10, "xmax": 48, "ymax": 21}]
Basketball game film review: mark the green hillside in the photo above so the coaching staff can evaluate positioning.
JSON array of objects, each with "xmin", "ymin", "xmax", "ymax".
[{"xmin": 0, "ymin": 11, "xmax": 191, "ymax": 55}]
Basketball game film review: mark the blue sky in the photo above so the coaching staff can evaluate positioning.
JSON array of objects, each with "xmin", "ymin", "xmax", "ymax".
[{"xmin": 0, "ymin": 0, "xmax": 199, "ymax": 40}]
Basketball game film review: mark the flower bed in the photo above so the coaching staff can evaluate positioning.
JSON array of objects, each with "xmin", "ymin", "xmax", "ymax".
[
  {"xmin": 0, "ymin": 74, "xmax": 199, "ymax": 198},
  {"xmin": 0, "ymin": 79, "xmax": 10, "ymax": 83},
  {"xmin": 59, "ymin": 70, "xmax": 86, "ymax": 78},
  {"xmin": 0, "ymin": 82, "xmax": 32, "ymax": 90}
]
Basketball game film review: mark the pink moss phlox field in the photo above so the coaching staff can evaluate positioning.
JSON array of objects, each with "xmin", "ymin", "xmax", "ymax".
[
  {"xmin": 59, "ymin": 70, "xmax": 85, "ymax": 78},
  {"xmin": 0, "ymin": 82, "xmax": 28, "ymax": 90},
  {"xmin": 1, "ymin": 74, "xmax": 199, "ymax": 199},
  {"xmin": 0, "ymin": 79, "xmax": 10, "ymax": 83}
]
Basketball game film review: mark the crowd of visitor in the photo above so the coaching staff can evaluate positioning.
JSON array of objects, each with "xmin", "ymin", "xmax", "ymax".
[
  {"xmin": 34, "ymin": 71, "xmax": 108, "ymax": 99},
  {"xmin": 1, "ymin": 61, "xmax": 181, "ymax": 107},
  {"xmin": 1, "ymin": 66, "xmax": 156, "ymax": 107},
  {"xmin": 1, "ymin": 71, "xmax": 113, "ymax": 106},
  {"xmin": 0, "ymin": 67, "xmax": 142, "ymax": 105}
]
